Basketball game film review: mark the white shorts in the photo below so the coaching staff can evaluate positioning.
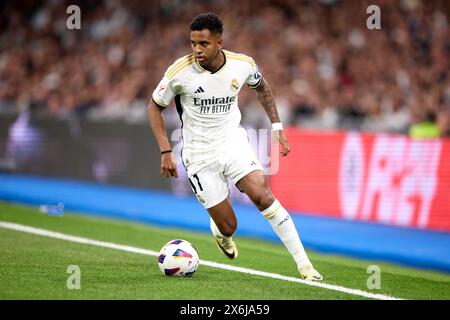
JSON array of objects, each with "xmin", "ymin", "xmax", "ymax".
[{"xmin": 185, "ymin": 127, "xmax": 263, "ymax": 209}]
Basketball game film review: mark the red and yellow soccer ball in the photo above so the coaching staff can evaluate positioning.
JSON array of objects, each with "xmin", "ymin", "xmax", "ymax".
[{"xmin": 157, "ymin": 239, "xmax": 200, "ymax": 277}]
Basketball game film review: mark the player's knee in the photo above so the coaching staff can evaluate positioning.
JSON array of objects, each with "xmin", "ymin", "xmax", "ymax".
[
  {"xmin": 217, "ymin": 220, "xmax": 237, "ymax": 237},
  {"xmin": 252, "ymin": 191, "xmax": 276, "ymax": 212}
]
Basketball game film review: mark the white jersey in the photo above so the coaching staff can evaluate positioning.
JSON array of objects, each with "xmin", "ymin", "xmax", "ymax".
[{"xmin": 152, "ymin": 49, "xmax": 263, "ymax": 173}]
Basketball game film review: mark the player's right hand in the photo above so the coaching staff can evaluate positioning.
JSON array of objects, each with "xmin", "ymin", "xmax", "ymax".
[{"xmin": 161, "ymin": 153, "xmax": 178, "ymax": 178}]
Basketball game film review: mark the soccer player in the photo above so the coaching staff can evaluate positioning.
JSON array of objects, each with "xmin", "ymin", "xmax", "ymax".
[{"xmin": 148, "ymin": 13, "xmax": 322, "ymax": 281}]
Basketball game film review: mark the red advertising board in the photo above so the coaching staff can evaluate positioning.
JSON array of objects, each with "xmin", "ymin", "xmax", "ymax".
[{"xmin": 270, "ymin": 129, "xmax": 450, "ymax": 232}]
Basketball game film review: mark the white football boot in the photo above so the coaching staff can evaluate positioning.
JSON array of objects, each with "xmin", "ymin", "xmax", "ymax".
[
  {"xmin": 215, "ymin": 236, "xmax": 238, "ymax": 259},
  {"xmin": 299, "ymin": 265, "xmax": 323, "ymax": 281},
  {"xmin": 210, "ymin": 218, "xmax": 238, "ymax": 259}
]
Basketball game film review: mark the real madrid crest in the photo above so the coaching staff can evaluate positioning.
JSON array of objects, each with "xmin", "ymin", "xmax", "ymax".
[{"xmin": 231, "ymin": 79, "xmax": 239, "ymax": 92}]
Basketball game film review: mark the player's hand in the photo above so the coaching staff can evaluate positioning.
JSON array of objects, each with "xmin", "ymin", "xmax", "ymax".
[
  {"xmin": 161, "ymin": 153, "xmax": 178, "ymax": 178},
  {"xmin": 273, "ymin": 130, "xmax": 291, "ymax": 156}
]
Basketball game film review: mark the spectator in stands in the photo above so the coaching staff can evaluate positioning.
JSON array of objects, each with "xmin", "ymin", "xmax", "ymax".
[
  {"xmin": 0, "ymin": 0, "xmax": 448, "ymax": 135},
  {"xmin": 437, "ymin": 106, "xmax": 450, "ymax": 137},
  {"xmin": 409, "ymin": 108, "xmax": 441, "ymax": 139}
]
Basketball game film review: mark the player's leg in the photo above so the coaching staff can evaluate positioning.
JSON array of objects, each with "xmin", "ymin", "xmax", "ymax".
[
  {"xmin": 207, "ymin": 197, "xmax": 237, "ymax": 237},
  {"xmin": 236, "ymin": 170, "xmax": 322, "ymax": 280},
  {"xmin": 187, "ymin": 166, "xmax": 238, "ymax": 259},
  {"xmin": 207, "ymin": 197, "xmax": 239, "ymax": 259},
  {"xmin": 224, "ymin": 127, "xmax": 320, "ymax": 277}
]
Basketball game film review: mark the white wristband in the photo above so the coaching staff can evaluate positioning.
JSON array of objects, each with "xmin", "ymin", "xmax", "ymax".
[{"xmin": 271, "ymin": 122, "xmax": 283, "ymax": 131}]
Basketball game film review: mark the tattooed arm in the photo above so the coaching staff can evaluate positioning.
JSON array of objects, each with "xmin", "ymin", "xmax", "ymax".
[{"xmin": 255, "ymin": 78, "xmax": 291, "ymax": 156}]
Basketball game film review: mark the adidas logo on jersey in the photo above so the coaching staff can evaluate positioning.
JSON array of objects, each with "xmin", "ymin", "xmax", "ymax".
[{"xmin": 195, "ymin": 87, "xmax": 205, "ymax": 93}]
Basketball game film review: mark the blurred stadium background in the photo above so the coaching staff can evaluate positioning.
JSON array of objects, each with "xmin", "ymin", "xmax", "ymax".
[{"xmin": 0, "ymin": 0, "xmax": 450, "ymax": 276}]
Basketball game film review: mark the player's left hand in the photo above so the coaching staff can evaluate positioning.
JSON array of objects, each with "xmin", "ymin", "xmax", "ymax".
[{"xmin": 273, "ymin": 130, "xmax": 290, "ymax": 156}]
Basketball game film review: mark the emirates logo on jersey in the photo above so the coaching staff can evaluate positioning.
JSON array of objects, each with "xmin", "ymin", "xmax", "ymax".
[{"xmin": 231, "ymin": 79, "xmax": 239, "ymax": 92}]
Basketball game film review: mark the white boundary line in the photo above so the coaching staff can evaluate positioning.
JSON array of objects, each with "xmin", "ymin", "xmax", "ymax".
[{"xmin": 0, "ymin": 221, "xmax": 403, "ymax": 300}]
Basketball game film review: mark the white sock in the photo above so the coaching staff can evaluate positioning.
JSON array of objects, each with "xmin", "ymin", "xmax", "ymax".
[{"xmin": 261, "ymin": 199, "xmax": 312, "ymax": 269}]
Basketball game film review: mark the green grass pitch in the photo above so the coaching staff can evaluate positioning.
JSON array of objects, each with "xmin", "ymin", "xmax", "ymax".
[{"xmin": 0, "ymin": 201, "xmax": 449, "ymax": 300}]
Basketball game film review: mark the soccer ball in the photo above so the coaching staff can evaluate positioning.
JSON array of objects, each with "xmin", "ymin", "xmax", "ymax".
[{"xmin": 157, "ymin": 239, "xmax": 199, "ymax": 277}]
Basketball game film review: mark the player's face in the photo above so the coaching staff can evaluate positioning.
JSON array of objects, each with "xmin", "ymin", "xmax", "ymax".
[{"xmin": 190, "ymin": 29, "xmax": 223, "ymax": 68}]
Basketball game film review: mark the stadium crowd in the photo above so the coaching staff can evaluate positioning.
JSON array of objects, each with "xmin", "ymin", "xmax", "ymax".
[{"xmin": 0, "ymin": 0, "xmax": 449, "ymax": 136}]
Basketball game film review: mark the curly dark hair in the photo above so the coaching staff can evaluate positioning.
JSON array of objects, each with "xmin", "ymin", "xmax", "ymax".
[{"xmin": 190, "ymin": 13, "xmax": 223, "ymax": 35}]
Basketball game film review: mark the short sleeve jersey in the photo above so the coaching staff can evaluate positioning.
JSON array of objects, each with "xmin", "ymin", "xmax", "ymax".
[{"xmin": 152, "ymin": 50, "xmax": 263, "ymax": 168}]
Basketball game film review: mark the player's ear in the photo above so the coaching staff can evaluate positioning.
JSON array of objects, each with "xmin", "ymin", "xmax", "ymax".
[{"xmin": 217, "ymin": 36, "xmax": 223, "ymax": 49}]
